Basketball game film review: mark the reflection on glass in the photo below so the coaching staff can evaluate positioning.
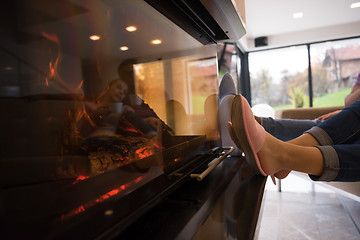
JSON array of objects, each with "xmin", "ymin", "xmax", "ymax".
[
  {"xmin": 0, "ymin": 0, "xmax": 221, "ymax": 187},
  {"xmin": 249, "ymin": 46, "xmax": 308, "ymax": 110},
  {"xmin": 0, "ymin": 0, "xmax": 227, "ymax": 236},
  {"xmin": 218, "ymin": 43, "xmax": 240, "ymax": 91},
  {"xmin": 134, "ymin": 54, "xmax": 220, "ymax": 139},
  {"xmin": 310, "ymin": 38, "xmax": 360, "ymax": 107}
]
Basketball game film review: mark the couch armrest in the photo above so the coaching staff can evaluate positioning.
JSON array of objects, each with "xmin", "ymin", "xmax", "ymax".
[{"xmin": 275, "ymin": 106, "xmax": 344, "ymax": 120}]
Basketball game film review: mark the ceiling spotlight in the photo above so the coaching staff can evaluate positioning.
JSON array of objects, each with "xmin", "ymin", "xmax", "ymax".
[
  {"xmin": 126, "ymin": 26, "xmax": 137, "ymax": 32},
  {"xmin": 89, "ymin": 35, "xmax": 101, "ymax": 41},
  {"xmin": 4, "ymin": 66, "xmax": 13, "ymax": 71},
  {"xmin": 151, "ymin": 39, "xmax": 162, "ymax": 45},
  {"xmin": 120, "ymin": 46, "xmax": 129, "ymax": 51},
  {"xmin": 104, "ymin": 209, "xmax": 114, "ymax": 216},
  {"xmin": 293, "ymin": 12, "xmax": 303, "ymax": 19},
  {"xmin": 350, "ymin": 2, "xmax": 360, "ymax": 8}
]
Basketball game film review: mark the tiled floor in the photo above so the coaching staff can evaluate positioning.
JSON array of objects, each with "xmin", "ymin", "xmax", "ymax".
[{"xmin": 257, "ymin": 173, "xmax": 360, "ymax": 240}]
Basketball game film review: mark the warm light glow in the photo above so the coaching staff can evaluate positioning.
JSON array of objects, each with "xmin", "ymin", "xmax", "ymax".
[
  {"xmin": 89, "ymin": 35, "xmax": 101, "ymax": 41},
  {"xmin": 4, "ymin": 66, "xmax": 13, "ymax": 71},
  {"xmin": 58, "ymin": 176, "xmax": 144, "ymax": 222},
  {"xmin": 135, "ymin": 147, "xmax": 153, "ymax": 159},
  {"xmin": 120, "ymin": 46, "xmax": 129, "ymax": 51},
  {"xmin": 72, "ymin": 175, "xmax": 90, "ymax": 184},
  {"xmin": 351, "ymin": 2, "xmax": 360, "ymax": 8},
  {"xmin": 151, "ymin": 39, "xmax": 162, "ymax": 45},
  {"xmin": 293, "ymin": 12, "xmax": 303, "ymax": 19},
  {"xmin": 126, "ymin": 26, "xmax": 137, "ymax": 32},
  {"xmin": 104, "ymin": 209, "xmax": 114, "ymax": 216}
]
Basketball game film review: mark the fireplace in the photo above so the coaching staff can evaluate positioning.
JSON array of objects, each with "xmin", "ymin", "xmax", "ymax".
[{"xmin": 0, "ymin": 1, "xmax": 265, "ymax": 239}]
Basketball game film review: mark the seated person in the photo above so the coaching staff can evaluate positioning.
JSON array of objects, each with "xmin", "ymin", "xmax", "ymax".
[{"xmin": 86, "ymin": 78, "xmax": 159, "ymax": 139}]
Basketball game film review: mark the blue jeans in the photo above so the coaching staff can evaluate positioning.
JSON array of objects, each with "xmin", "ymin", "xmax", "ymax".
[
  {"xmin": 262, "ymin": 101, "xmax": 360, "ymax": 182},
  {"xmin": 306, "ymin": 100, "xmax": 360, "ymax": 182},
  {"xmin": 261, "ymin": 118, "xmax": 321, "ymax": 141}
]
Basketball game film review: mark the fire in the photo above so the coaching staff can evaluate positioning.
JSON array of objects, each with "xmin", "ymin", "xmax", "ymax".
[
  {"xmin": 72, "ymin": 175, "xmax": 90, "ymax": 184},
  {"xmin": 123, "ymin": 126, "xmax": 142, "ymax": 134},
  {"xmin": 135, "ymin": 147, "xmax": 153, "ymax": 159},
  {"xmin": 58, "ymin": 176, "xmax": 144, "ymax": 222},
  {"xmin": 42, "ymin": 32, "xmax": 72, "ymax": 93},
  {"xmin": 76, "ymin": 80, "xmax": 84, "ymax": 92}
]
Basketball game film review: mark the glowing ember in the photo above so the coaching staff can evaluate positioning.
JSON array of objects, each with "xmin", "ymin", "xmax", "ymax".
[
  {"xmin": 59, "ymin": 176, "xmax": 143, "ymax": 221},
  {"xmin": 123, "ymin": 127, "xmax": 142, "ymax": 134},
  {"xmin": 135, "ymin": 147, "xmax": 153, "ymax": 159},
  {"xmin": 72, "ymin": 175, "xmax": 90, "ymax": 184}
]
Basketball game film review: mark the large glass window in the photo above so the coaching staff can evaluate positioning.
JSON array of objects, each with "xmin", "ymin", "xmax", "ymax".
[
  {"xmin": 249, "ymin": 46, "xmax": 309, "ymax": 110},
  {"xmin": 310, "ymin": 38, "xmax": 360, "ymax": 107},
  {"xmin": 248, "ymin": 37, "xmax": 360, "ymax": 112}
]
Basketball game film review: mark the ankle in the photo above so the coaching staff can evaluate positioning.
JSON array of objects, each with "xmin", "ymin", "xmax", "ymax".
[{"xmin": 258, "ymin": 133, "xmax": 283, "ymax": 175}]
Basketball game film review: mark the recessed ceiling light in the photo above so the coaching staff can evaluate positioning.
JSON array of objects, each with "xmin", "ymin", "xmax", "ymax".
[
  {"xmin": 120, "ymin": 46, "xmax": 128, "ymax": 51},
  {"xmin": 4, "ymin": 66, "xmax": 13, "ymax": 71},
  {"xmin": 351, "ymin": 2, "xmax": 360, "ymax": 8},
  {"xmin": 89, "ymin": 35, "xmax": 101, "ymax": 41},
  {"xmin": 104, "ymin": 209, "xmax": 114, "ymax": 216},
  {"xmin": 151, "ymin": 39, "xmax": 162, "ymax": 45},
  {"xmin": 293, "ymin": 12, "xmax": 303, "ymax": 19},
  {"xmin": 126, "ymin": 26, "xmax": 137, "ymax": 32}
]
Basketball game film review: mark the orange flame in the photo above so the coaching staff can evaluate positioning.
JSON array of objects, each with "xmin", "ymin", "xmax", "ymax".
[
  {"xmin": 42, "ymin": 33, "xmax": 99, "ymax": 143},
  {"xmin": 123, "ymin": 127, "xmax": 142, "ymax": 134},
  {"xmin": 72, "ymin": 175, "xmax": 90, "ymax": 184},
  {"xmin": 58, "ymin": 176, "xmax": 144, "ymax": 222},
  {"xmin": 135, "ymin": 147, "xmax": 153, "ymax": 159}
]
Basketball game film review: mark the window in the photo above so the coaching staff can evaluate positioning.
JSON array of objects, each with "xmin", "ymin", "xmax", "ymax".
[
  {"xmin": 249, "ymin": 46, "xmax": 309, "ymax": 110},
  {"xmin": 310, "ymin": 38, "xmax": 360, "ymax": 107},
  {"xmin": 247, "ymin": 37, "xmax": 360, "ymax": 111}
]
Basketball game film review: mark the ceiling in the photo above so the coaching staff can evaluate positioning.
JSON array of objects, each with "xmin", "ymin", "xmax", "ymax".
[
  {"xmin": 240, "ymin": 0, "xmax": 360, "ymax": 51},
  {"xmin": 2, "ymin": 0, "xmax": 360, "ymax": 64}
]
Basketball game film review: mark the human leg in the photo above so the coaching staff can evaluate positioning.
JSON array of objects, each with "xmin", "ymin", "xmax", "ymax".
[
  {"xmin": 306, "ymin": 100, "xmax": 360, "ymax": 145},
  {"xmin": 274, "ymin": 101, "xmax": 360, "ymax": 181},
  {"xmin": 309, "ymin": 144, "xmax": 360, "ymax": 182},
  {"xmin": 258, "ymin": 133, "xmax": 324, "ymax": 177},
  {"xmin": 232, "ymin": 118, "xmax": 360, "ymax": 181},
  {"xmin": 261, "ymin": 117, "xmax": 321, "ymax": 141},
  {"xmin": 228, "ymin": 118, "xmax": 324, "ymax": 178},
  {"xmin": 229, "ymin": 96, "xmax": 360, "ymax": 182},
  {"xmin": 228, "ymin": 95, "xmax": 325, "ymax": 179}
]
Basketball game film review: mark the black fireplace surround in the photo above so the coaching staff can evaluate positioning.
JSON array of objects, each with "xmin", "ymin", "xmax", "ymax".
[{"xmin": 0, "ymin": 1, "xmax": 266, "ymax": 239}]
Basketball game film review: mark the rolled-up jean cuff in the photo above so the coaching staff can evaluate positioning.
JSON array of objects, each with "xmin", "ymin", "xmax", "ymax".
[
  {"xmin": 305, "ymin": 126, "xmax": 333, "ymax": 146},
  {"xmin": 309, "ymin": 146, "xmax": 339, "ymax": 181}
]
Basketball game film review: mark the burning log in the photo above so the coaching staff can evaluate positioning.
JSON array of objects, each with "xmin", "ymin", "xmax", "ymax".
[{"xmin": 81, "ymin": 134, "xmax": 161, "ymax": 175}]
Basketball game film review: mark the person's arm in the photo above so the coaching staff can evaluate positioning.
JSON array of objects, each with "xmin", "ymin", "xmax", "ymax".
[{"xmin": 344, "ymin": 85, "xmax": 360, "ymax": 107}]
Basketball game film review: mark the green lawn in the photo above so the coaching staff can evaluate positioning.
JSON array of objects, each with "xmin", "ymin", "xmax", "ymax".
[
  {"xmin": 312, "ymin": 88, "xmax": 351, "ymax": 107},
  {"xmin": 192, "ymin": 88, "xmax": 352, "ymax": 113},
  {"xmin": 273, "ymin": 88, "xmax": 351, "ymax": 111}
]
